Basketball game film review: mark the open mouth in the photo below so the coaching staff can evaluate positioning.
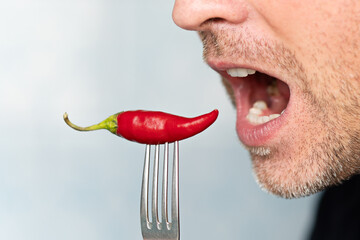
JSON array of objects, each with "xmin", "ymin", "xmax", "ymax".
[{"xmin": 220, "ymin": 67, "xmax": 291, "ymax": 146}]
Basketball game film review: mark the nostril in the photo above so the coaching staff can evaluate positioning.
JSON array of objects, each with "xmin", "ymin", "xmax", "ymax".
[
  {"xmin": 204, "ymin": 17, "xmax": 224, "ymax": 23},
  {"xmin": 200, "ymin": 17, "xmax": 227, "ymax": 27}
]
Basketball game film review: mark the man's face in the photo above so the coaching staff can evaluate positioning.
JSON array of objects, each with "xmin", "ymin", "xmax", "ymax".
[{"xmin": 173, "ymin": 0, "xmax": 360, "ymax": 198}]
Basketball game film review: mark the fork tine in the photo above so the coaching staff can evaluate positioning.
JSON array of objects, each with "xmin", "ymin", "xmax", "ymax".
[
  {"xmin": 141, "ymin": 142, "xmax": 180, "ymax": 240},
  {"xmin": 140, "ymin": 144, "xmax": 151, "ymax": 230},
  {"xmin": 171, "ymin": 141, "xmax": 180, "ymax": 225},
  {"xmin": 152, "ymin": 144, "xmax": 160, "ymax": 226},
  {"xmin": 161, "ymin": 142, "xmax": 169, "ymax": 225}
]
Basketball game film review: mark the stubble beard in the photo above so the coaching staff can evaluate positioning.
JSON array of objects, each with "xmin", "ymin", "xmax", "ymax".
[
  {"xmin": 201, "ymin": 27, "xmax": 360, "ymax": 198},
  {"xmin": 249, "ymin": 124, "xmax": 360, "ymax": 199}
]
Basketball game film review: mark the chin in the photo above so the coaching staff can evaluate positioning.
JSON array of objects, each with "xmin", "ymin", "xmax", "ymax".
[{"xmin": 247, "ymin": 131, "xmax": 360, "ymax": 198}]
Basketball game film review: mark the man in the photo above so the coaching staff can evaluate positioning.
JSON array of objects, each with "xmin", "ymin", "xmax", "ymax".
[{"xmin": 172, "ymin": 1, "xmax": 360, "ymax": 239}]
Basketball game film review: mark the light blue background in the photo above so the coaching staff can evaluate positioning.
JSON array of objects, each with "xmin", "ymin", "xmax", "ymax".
[{"xmin": 0, "ymin": 1, "xmax": 319, "ymax": 239}]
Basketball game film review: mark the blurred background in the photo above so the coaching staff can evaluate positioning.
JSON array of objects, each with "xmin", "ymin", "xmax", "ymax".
[{"xmin": 0, "ymin": 0, "xmax": 319, "ymax": 239}]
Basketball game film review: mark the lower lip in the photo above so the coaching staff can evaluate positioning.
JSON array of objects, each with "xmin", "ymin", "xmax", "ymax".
[
  {"xmin": 236, "ymin": 109, "xmax": 287, "ymax": 146},
  {"xmin": 227, "ymin": 74, "xmax": 289, "ymax": 146}
]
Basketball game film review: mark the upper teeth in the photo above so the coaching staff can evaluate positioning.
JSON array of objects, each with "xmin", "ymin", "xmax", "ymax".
[{"xmin": 227, "ymin": 68, "xmax": 256, "ymax": 77}]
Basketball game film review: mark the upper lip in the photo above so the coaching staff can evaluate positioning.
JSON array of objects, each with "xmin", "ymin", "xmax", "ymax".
[{"xmin": 206, "ymin": 59, "xmax": 290, "ymax": 88}]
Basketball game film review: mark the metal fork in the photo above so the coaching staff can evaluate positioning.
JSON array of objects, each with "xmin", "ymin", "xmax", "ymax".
[{"xmin": 140, "ymin": 142, "xmax": 180, "ymax": 240}]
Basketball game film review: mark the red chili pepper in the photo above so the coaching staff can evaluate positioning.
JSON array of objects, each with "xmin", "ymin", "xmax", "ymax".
[{"xmin": 63, "ymin": 110, "xmax": 218, "ymax": 144}]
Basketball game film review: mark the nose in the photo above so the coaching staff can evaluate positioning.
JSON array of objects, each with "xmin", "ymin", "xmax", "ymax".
[{"xmin": 172, "ymin": 0, "xmax": 248, "ymax": 30}]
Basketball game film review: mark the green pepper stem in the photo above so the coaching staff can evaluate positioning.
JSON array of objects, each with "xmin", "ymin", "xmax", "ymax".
[{"xmin": 63, "ymin": 112, "xmax": 119, "ymax": 134}]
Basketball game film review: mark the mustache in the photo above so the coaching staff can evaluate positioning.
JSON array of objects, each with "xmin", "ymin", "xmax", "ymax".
[
  {"xmin": 198, "ymin": 27, "xmax": 304, "ymax": 78},
  {"xmin": 199, "ymin": 28, "xmax": 276, "ymax": 61},
  {"xmin": 199, "ymin": 30, "xmax": 222, "ymax": 59}
]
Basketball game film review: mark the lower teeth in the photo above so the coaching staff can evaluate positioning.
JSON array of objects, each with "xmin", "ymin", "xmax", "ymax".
[{"xmin": 246, "ymin": 100, "xmax": 281, "ymax": 125}]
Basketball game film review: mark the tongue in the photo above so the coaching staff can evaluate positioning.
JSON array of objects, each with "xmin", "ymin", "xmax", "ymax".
[
  {"xmin": 277, "ymin": 79, "xmax": 290, "ymax": 101},
  {"xmin": 269, "ymin": 95, "xmax": 288, "ymax": 113},
  {"xmin": 249, "ymin": 77, "xmax": 290, "ymax": 115},
  {"xmin": 267, "ymin": 80, "xmax": 289, "ymax": 114}
]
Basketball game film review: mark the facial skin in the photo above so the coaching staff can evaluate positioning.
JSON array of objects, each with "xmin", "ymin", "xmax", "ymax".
[{"xmin": 172, "ymin": 0, "xmax": 360, "ymax": 198}]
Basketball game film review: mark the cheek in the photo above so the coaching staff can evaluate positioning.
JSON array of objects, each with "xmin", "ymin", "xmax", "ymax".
[
  {"xmin": 254, "ymin": 1, "xmax": 360, "ymax": 72},
  {"xmin": 251, "ymin": 0, "xmax": 316, "ymax": 42}
]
